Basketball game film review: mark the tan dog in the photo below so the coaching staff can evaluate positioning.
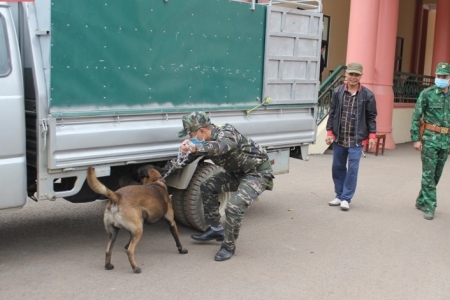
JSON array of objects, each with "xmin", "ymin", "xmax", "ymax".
[{"xmin": 87, "ymin": 166, "xmax": 188, "ymax": 274}]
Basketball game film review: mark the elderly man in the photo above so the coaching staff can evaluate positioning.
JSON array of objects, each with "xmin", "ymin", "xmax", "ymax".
[
  {"xmin": 325, "ymin": 62, "xmax": 377, "ymax": 211},
  {"xmin": 163, "ymin": 111, "xmax": 274, "ymax": 261}
]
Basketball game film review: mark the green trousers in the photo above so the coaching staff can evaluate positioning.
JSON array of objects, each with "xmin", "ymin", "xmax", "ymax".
[{"xmin": 416, "ymin": 142, "xmax": 450, "ymax": 213}]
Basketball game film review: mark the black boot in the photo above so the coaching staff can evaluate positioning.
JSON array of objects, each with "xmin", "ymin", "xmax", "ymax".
[
  {"xmin": 214, "ymin": 247, "xmax": 235, "ymax": 261},
  {"xmin": 191, "ymin": 228, "xmax": 224, "ymax": 241}
]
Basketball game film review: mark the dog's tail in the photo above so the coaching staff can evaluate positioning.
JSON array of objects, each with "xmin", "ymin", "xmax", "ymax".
[{"xmin": 86, "ymin": 167, "xmax": 120, "ymax": 204}]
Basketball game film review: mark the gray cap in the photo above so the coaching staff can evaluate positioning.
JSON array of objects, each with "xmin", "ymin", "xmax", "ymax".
[{"xmin": 346, "ymin": 62, "xmax": 363, "ymax": 74}]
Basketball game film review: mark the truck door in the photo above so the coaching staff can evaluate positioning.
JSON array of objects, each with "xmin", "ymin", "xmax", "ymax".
[{"xmin": 0, "ymin": 4, "xmax": 27, "ymax": 210}]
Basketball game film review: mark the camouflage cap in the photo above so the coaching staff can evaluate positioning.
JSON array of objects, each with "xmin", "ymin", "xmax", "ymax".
[
  {"xmin": 435, "ymin": 62, "xmax": 450, "ymax": 75},
  {"xmin": 177, "ymin": 111, "xmax": 211, "ymax": 138}
]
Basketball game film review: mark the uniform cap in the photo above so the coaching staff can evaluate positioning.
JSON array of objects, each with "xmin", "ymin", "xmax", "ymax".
[
  {"xmin": 177, "ymin": 111, "xmax": 211, "ymax": 138},
  {"xmin": 435, "ymin": 62, "xmax": 450, "ymax": 75},
  {"xmin": 346, "ymin": 62, "xmax": 363, "ymax": 75}
]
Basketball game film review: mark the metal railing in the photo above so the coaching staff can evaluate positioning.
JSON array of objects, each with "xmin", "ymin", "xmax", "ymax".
[
  {"xmin": 317, "ymin": 65, "xmax": 346, "ymax": 125},
  {"xmin": 393, "ymin": 72, "xmax": 434, "ymax": 103}
]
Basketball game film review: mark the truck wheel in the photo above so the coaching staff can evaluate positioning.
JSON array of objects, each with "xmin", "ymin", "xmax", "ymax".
[
  {"xmin": 169, "ymin": 188, "xmax": 191, "ymax": 228},
  {"xmin": 183, "ymin": 163, "xmax": 231, "ymax": 231}
]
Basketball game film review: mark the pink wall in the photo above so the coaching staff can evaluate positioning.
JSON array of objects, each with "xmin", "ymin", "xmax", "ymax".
[{"xmin": 374, "ymin": 0, "xmax": 399, "ymax": 149}]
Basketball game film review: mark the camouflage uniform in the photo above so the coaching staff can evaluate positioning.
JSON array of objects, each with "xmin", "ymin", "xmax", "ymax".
[
  {"xmin": 165, "ymin": 111, "xmax": 274, "ymax": 251},
  {"xmin": 411, "ymin": 62, "xmax": 450, "ymax": 215}
]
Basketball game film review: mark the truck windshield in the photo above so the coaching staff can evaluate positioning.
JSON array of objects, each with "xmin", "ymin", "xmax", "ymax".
[{"xmin": 0, "ymin": 14, "xmax": 11, "ymax": 77}]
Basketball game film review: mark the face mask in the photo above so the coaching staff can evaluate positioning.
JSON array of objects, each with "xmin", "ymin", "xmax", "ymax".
[
  {"xmin": 435, "ymin": 78, "xmax": 449, "ymax": 89},
  {"xmin": 190, "ymin": 131, "xmax": 206, "ymax": 145}
]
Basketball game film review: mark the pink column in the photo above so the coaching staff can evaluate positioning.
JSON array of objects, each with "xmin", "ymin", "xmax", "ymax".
[
  {"xmin": 346, "ymin": 0, "xmax": 379, "ymax": 91},
  {"xmin": 431, "ymin": 0, "xmax": 450, "ymax": 71},
  {"xmin": 373, "ymin": 0, "xmax": 399, "ymax": 149},
  {"xmin": 347, "ymin": 0, "xmax": 399, "ymax": 149}
]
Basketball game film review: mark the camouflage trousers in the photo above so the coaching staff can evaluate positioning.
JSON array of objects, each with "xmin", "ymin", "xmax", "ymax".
[
  {"xmin": 416, "ymin": 142, "xmax": 450, "ymax": 213},
  {"xmin": 200, "ymin": 170, "xmax": 273, "ymax": 251}
]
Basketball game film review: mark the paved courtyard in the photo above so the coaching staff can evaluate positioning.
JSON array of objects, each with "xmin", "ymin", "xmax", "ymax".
[{"xmin": 1, "ymin": 142, "xmax": 450, "ymax": 299}]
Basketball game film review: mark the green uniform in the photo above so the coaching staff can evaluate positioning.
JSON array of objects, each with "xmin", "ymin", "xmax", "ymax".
[{"xmin": 411, "ymin": 85, "xmax": 450, "ymax": 214}]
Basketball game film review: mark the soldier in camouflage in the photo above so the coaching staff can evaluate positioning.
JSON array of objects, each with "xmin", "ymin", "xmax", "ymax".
[
  {"xmin": 163, "ymin": 111, "xmax": 274, "ymax": 261},
  {"xmin": 411, "ymin": 62, "xmax": 450, "ymax": 220}
]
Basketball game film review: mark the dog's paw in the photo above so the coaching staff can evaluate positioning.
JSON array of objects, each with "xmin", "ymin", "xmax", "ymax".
[
  {"xmin": 105, "ymin": 263, "xmax": 114, "ymax": 270},
  {"xmin": 133, "ymin": 267, "xmax": 142, "ymax": 274},
  {"xmin": 179, "ymin": 248, "xmax": 188, "ymax": 254}
]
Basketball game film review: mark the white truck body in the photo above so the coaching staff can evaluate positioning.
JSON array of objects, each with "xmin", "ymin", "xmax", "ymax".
[{"xmin": 0, "ymin": 0, "xmax": 322, "ymax": 228}]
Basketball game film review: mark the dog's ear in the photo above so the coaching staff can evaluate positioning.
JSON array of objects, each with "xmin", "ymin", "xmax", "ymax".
[
  {"xmin": 141, "ymin": 168, "xmax": 163, "ymax": 185},
  {"xmin": 136, "ymin": 165, "xmax": 154, "ymax": 181},
  {"xmin": 147, "ymin": 168, "xmax": 162, "ymax": 182}
]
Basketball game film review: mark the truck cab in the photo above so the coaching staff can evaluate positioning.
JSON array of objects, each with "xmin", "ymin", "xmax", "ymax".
[{"xmin": 0, "ymin": 3, "xmax": 27, "ymax": 210}]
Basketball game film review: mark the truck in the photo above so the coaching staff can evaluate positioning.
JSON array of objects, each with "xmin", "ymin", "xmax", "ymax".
[{"xmin": 0, "ymin": 0, "xmax": 323, "ymax": 231}]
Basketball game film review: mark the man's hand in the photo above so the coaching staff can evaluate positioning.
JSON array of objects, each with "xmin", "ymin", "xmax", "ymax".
[
  {"xmin": 180, "ymin": 139, "xmax": 197, "ymax": 154},
  {"xmin": 368, "ymin": 138, "xmax": 376, "ymax": 150},
  {"xmin": 414, "ymin": 141, "xmax": 422, "ymax": 151},
  {"xmin": 325, "ymin": 136, "xmax": 334, "ymax": 145}
]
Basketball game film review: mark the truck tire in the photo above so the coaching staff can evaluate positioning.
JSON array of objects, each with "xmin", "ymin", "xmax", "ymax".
[
  {"xmin": 169, "ymin": 188, "xmax": 191, "ymax": 228},
  {"xmin": 183, "ymin": 162, "xmax": 231, "ymax": 231}
]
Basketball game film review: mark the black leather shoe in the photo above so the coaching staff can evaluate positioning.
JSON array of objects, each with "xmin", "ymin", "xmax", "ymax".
[
  {"xmin": 214, "ymin": 247, "xmax": 235, "ymax": 261},
  {"xmin": 191, "ymin": 228, "xmax": 224, "ymax": 242}
]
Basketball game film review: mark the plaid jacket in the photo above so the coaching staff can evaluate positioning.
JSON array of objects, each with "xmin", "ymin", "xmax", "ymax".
[{"xmin": 326, "ymin": 84, "xmax": 377, "ymax": 146}]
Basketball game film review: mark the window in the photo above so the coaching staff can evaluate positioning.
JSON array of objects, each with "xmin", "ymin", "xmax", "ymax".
[{"xmin": 0, "ymin": 14, "xmax": 12, "ymax": 77}]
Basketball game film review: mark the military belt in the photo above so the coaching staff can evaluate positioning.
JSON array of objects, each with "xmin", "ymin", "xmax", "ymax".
[
  {"xmin": 257, "ymin": 160, "xmax": 272, "ymax": 171},
  {"xmin": 424, "ymin": 123, "xmax": 450, "ymax": 134}
]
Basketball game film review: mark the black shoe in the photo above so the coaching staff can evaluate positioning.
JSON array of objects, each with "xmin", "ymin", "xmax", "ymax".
[
  {"xmin": 214, "ymin": 247, "xmax": 235, "ymax": 261},
  {"xmin": 191, "ymin": 228, "xmax": 224, "ymax": 242}
]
